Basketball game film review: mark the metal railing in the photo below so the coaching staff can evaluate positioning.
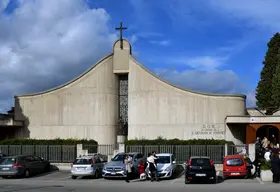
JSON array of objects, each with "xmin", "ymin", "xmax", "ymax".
[
  {"xmin": 0, "ymin": 145, "xmax": 77, "ymax": 163},
  {"xmin": 125, "ymin": 145, "xmax": 225, "ymax": 164},
  {"xmin": 82, "ymin": 144, "xmax": 117, "ymax": 161},
  {"xmin": 227, "ymin": 144, "xmax": 248, "ymax": 155}
]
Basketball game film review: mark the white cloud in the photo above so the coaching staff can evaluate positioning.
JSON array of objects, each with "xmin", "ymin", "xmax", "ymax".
[
  {"xmin": 154, "ymin": 68, "xmax": 243, "ymax": 93},
  {"xmin": 157, "ymin": 55, "xmax": 227, "ymax": 70},
  {"xmin": 246, "ymin": 91, "xmax": 257, "ymax": 108},
  {"xmin": 154, "ymin": 68, "xmax": 255, "ymax": 106},
  {"xmin": 0, "ymin": 0, "xmax": 117, "ymax": 112},
  {"xmin": 149, "ymin": 40, "xmax": 170, "ymax": 46},
  {"xmin": 208, "ymin": 0, "xmax": 280, "ymax": 31}
]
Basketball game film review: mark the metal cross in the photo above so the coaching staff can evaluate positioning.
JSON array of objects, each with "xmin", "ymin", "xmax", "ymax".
[{"xmin": 115, "ymin": 21, "xmax": 127, "ymax": 49}]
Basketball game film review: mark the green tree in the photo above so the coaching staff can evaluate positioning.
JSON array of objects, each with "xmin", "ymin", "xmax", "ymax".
[
  {"xmin": 256, "ymin": 33, "xmax": 280, "ymax": 109},
  {"xmin": 271, "ymin": 50, "xmax": 280, "ymax": 107}
]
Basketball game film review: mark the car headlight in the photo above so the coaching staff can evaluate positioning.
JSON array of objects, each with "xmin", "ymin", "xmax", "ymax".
[{"xmin": 164, "ymin": 167, "xmax": 171, "ymax": 172}]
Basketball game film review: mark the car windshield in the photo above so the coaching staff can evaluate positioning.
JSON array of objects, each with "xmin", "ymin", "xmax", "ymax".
[
  {"xmin": 111, "ymin": 154, "xmax": 134, "ymax": 161},
  {"xmin": 157, "ymin": 156, "xmax": 170, "ymax": 164},
  {"xmin": 0, "ymin": 157, "xmax": 17, "ymax": 165},
  {"xmin": 73, "ymin": 158, "xmax": 92, "ymax": 165},
  {"xmin": 191, "ymin": 158, "xmax": 210, "ymax": 166},
  {"xmin": 226, "ymin": 158, "xmax": 244, "ymax": 166}
]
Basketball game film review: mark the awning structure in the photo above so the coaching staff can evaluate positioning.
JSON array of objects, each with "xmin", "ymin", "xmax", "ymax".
[
  {"xmin": 226, "ymin": 115, "xmax": 280, "ymax": 144},
  {"xmin": 226, "ymin": 116, "xmax": 280, "ymax": 124}
]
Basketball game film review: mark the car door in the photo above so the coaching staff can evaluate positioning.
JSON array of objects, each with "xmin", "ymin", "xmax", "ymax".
[
  {"xmin": 97, "ymin": 156, "xmax": 105, "ymax": 169},
  {"xmin": 133, "ymin": 153, "xmax": 144, "ymax": 173},
  {"xmin": 94, "ymin": 156, "xmax": 102, "ymax": 171},
  {"xmin": 24, "ymin": 156, "xmax": 38, "ymax": 174},
  {"xmin": 33, "ymin": 156, "xmax": 45, "ymax": 173}
]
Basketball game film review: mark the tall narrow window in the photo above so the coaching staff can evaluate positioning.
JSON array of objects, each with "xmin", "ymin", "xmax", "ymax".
[{"xmin": 118, "ymin": 75, "xmax": 128, "ymax": 135}]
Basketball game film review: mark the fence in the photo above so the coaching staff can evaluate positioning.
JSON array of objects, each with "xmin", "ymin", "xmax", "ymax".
[
  {"xmin": 126, "ymin": 145, "xmax": 225, "ymax": 164},
  {"xmin": 227, "ymin": 144, "xmax": 248, "ymax": 155},
  {"xmin": 82, "ymin": 144, "xmax": 117, "ymax": 161},
  {"xmin": 0, "ymin": 145, "xmax": 76, "ymax": 163}
]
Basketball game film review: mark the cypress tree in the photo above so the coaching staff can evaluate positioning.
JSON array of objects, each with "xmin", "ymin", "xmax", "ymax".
[
  {"xmin": 256, "ymin": 33, "xmax": 280, "ymax": 109},
  {"xmin": 271, "ymin": 50, "xmax": 280, "ymax": 107}
]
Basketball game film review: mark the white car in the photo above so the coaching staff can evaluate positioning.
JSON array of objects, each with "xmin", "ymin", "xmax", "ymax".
[
  {"xmin": 146, "ymin": 153, "xmax": 177, "ymax": 179},
  {"xmin": 71, "ymin": 154, "xmax": 106, "ymax": 179}
]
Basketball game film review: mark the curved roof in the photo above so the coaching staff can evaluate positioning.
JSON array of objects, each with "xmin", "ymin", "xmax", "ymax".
[
  {"xmin": 131, "ymin": 56, "xmax": 246, "ymax": 99},
  {"xmin": 15, "ymin": 39, "xmax": 246, "ymax": 99},
  {"xmin": 15, "ymin": 53, "xmax": 113, "ymax": 98}
]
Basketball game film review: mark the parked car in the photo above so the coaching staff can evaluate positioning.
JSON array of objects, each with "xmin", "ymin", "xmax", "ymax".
[
  {"xmin": 185, "ymin": 156, "xmax": 216, "ymax": 184},
  {"xmin": 146, "ymin": 153, "xmax": 177, "ymax": 179},
  {"xmin": 0, "ymin": 155, "xmax": 50, "ymax": 178},
  {"xmin": 223, "ymin": 154, "xmax": 247, "ymax": 179},
  {"xmin": 71, "ymin": 154, "xmax": 106, "ymax": 179},
  {"xmin": 102, "ymin": 152, "xmax": 144, "ymax": 178}
]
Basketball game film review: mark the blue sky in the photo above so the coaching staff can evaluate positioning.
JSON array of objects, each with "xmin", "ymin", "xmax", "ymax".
[{"xmin": 0, "ymin": 0, "xmax": 279, "ymax": 112}]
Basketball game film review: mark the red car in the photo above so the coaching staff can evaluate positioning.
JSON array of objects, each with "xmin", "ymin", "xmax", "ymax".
[{"xmin": 223, "ymin": 155, "xmax": 247, "ymax": 178}]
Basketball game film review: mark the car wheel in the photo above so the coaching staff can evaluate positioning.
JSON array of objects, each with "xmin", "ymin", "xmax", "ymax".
[
  {"xmin": 94, "ymin": 171, "xmax": 99, "ymax": 179},
  {"xmin": 71, "ymin": 175, "xmax": 77, "ymax": 179},
  {"xmin": 211, "ymin": 178, "xmax": 217, "ymax": 184},
  {"xmin": 44, "ymin": 164, "xmax": 50, "ymax": 173},
  {"xmin": 24, "ymin": 169, "xmax": 30, "ymax": 178}
]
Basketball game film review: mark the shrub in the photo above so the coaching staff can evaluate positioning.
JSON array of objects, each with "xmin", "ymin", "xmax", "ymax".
[
  {"xmin": 125, "ymin": 137, "xmax": 234, "ymax": 145},
  {"xmin": 260, "ymin": 159, "xmax": 271, "ymax": 170},
  {"xmin": 0, "ymin": 138, "xmax": 98, "ymax": 145}
]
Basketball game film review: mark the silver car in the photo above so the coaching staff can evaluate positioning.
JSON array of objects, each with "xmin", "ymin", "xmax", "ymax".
[
  {"xmin": 71, "ymin": 154, "xmax": 106, "ymax": 179},
  {"xmin": 146, "ymin": 153, "xmax": 177, "ymax": 179},
  {"xmin": 0, "ymin": 155, "xmax": 50, "ymax": 178},
  {"xmin": 102, "ymin": 152, "xmax": 144, "ymax": 178}
]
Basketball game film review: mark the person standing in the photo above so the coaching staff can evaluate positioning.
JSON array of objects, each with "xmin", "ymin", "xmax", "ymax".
[
  {"xmin": 262, "ymin": 137, "xmax": 268, "ymax": 149},
  {"xmin": 147, "ymin": 153, "xmax": 158, "ymax": 182},
  {"xmin": 123, "ymin": 154, "xmax": 132, "ymax": 183},
  {"xmin": 271, "ymin": 149, "xmax": 280, "ymax": 183},
  {"xmin": 138, "ymin": 160, "xmax": 146, "ymax": 181}
]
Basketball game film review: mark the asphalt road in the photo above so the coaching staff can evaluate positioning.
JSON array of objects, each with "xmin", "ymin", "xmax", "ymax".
[{"xmin": 0, "ymin": 168, "xmax": 277, "ymax": 192}]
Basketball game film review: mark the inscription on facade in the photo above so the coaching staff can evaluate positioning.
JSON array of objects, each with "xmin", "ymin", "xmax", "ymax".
[{"xmin": 191, "ymin": 124, "xmax": 224, "ymax": 136}]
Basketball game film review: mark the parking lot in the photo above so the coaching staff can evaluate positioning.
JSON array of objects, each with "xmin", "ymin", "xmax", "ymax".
[{"xmin": 0, "ymin": 166, "xmax": 269, "ymax": 192}]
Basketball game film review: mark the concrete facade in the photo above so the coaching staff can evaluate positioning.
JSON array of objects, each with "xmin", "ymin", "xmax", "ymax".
[
  {"xmin": 14, "ymin": 54, "xmax": 119, "ymax": 144},
  {"xmin": 9, "ymin": 39, "xmax": 250, "ymax": 144}
]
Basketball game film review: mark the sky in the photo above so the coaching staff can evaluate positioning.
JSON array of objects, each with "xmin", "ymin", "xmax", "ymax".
[{"xmin": 0, "ymin": 0, "xmax": 279, "ymax": 113}]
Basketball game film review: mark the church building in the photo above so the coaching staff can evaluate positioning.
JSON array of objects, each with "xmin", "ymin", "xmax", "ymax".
[{"xmin": 1, "ymin": 24, "xmax": 280, "ymax": 145}]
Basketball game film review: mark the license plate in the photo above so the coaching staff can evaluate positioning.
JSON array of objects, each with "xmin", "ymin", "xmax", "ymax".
[
  {"xmin": 77, "ymin": 167, "xmax": 85, "ymax": 171},
  {"xmin": 2, "ymin": 168, "xmax": 10, "ymax": 171},
  {"xmin": 231, "ymin": 173, "xmax": 240, "ymax": 175},
  {"xmin": 111, "ymin": 172, "xmax": 116, "ymax": 175},
  {"xmin": 195, "ymin": 173, "xmax": 206, "ymax": 176}
]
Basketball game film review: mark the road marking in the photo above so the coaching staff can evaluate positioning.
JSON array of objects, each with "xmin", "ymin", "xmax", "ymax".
[{"xmin": 256, "ymin": 177, "xmax": 264, "ymax": 184}]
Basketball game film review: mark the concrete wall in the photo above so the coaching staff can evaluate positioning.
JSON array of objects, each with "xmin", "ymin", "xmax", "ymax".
[
  {"xmin": 14, "ymin": 55, "xmax": 119, "ymax": 145},
  {"xmin": 128, "ymin": 57, "xmax": 247, "ymax": 141}
]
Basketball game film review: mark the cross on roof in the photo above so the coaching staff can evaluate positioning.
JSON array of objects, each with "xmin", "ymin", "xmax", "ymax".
[{"xmin": 115, "ymin": 21, "xmax": 127, "ymax": 50}]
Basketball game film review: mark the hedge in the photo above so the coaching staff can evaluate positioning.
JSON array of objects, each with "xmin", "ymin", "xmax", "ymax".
[
  {"xmin": 0, "ymin": 138, "xmax": 98, "ymax": 145},
  {"xmin": 125, "ymin": 137, "xmax": 234, "ymax": 145},
  {"xmin": 260, "ymin": 159, "xmax": 271, "ymax": 170}
]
